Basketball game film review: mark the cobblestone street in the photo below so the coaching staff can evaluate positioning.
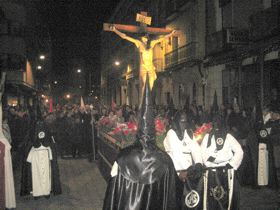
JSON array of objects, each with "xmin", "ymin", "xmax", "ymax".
[{"xmin": 13, "ymin": 158, "xmax": 279, "ymax": 210}]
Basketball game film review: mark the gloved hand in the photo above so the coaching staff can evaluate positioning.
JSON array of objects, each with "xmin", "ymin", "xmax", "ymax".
[
  {"xmin": 207, "ymin": 156, "xmax": 216, "ymax": 162},
  {"xmin": 187, "ymin": 164, "xmax": 203, "ymax": 182}
]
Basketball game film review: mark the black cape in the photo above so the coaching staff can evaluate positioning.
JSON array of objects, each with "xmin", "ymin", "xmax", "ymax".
[{"xmin": 103, "ymin": 142, "xmax": 181, "ymax": 210}]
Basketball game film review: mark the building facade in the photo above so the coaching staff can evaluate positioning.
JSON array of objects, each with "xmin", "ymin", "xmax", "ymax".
[
  {"xmin": 0, "ymin": 0, "xmax": 52, "ymax": 107},
  {"xmin": 101, "ymin": 0, "xmax": 280, "ymax": 111},
  {"xmin": 205, "ymin": 0, "xmax": 280, "ymax": 109}
]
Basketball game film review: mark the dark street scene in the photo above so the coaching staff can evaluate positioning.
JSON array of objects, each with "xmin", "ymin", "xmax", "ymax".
[{"xmin": 0, "ymin": 0, "xmax": 280, "ymax": 210}]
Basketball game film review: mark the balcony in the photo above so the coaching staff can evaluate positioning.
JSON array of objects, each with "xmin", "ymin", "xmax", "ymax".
[
  {"xmin": 6, "ymin": 71, "xmax": 34, "ymax": 89},
  {"xmin": 206, "ymin": 28, "xmax": 249, "ymax": 55},
  {"xmin": 249, "ymin": 6, "xmax": 280, "ymax": 41},
  {"xmin": 165, "ymin": 42, "xmax": 198, "ymax": 68}
]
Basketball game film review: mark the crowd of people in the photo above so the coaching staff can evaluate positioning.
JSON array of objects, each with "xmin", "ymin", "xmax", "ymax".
[
  {"xmin": 0, "ymin": 92, "xmax": 279, "ymax": 209},
  {"xmin": 101, "ymin": 81, "xmax": 280, "ymax": 210},
  {"xmin": 3, "ymin": 103, "xmax": 98, "ymax": 162}
]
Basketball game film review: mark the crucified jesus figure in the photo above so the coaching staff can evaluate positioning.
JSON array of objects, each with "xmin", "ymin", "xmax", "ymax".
[{"xmin": 110, "ymin": 26, "xmax": 176, "ymax": 93}]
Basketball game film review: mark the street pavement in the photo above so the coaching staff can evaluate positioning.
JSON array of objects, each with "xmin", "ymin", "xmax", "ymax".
[
  {"xmin": 13, "ymin": 158, "xmax": 279, "ymax": 210},
  {"xmin": 14, "ymin": 158, "xmax": 106, "ymax": 210}
]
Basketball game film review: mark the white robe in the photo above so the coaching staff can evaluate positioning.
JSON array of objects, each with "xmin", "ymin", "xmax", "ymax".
[
  {"xmin": 257, "ymin": 114, "xmax": 272, "ymax": 186},
  {"xmin": 201, "ymin": 133, "xmax": 243, "ymax": 170},
  {"xmin": 163, "ymin": 129, "xmax": 202, "ymax": 171},
  {"xmin": 27, "ymin": 145, "xmax": 53, "ymax": 197},
  {"xmin": 0, "ymin": 104, "xmax": 16, "ymax": 208},
  {"xmin": 0, "ymin": 137, "xmax": 16, "ymax": 209},
  {"xmin": 201, "ymin": 133, "xmax": 243, "ymax": 210}
]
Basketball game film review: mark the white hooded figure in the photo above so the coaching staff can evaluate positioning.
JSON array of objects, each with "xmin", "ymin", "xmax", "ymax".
[
  {"xmin": 200, "ymin": 116, "xmax": 243, "ymax": 210},
  {"xmin": 164, "ymin": 111, "xmax": 203, "ymax": 210}
]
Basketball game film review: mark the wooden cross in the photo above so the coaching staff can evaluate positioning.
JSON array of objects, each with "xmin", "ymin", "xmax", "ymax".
[
  {"xmin": 103, "ymin": 11, "xmax": 172, "ymax": 35},
  {"xmin": 103, "ymin": 12, "xmax": 178, "ymax": 102}
]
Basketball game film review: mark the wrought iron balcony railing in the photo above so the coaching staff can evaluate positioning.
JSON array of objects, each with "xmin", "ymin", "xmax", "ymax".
[{"xmin": 165, "ymin": 42, "xmax": 198, "ymax": 67}]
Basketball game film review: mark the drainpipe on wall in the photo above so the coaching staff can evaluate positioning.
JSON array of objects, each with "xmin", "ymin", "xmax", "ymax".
[
  {"xmin": 238, "ymin": 60, "xmax": 242, "ymax": 107},
  {"xmin": 259, "ymin": 51, "xmax": 264, "ymax": 108}
]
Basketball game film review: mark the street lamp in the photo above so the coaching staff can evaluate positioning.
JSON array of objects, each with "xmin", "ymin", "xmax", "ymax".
[
  {"xmin": 77, "ymin": 69, "xmax": 81, "ymax": 73},
  {"xmin": 39, "ymin": 55, "xmax": 45, "ymax": 60},
  {"xmin": 66, "ymin": 94, "xmax": 71, "ymax": 99},
  {"xmin": 115, "ymin": 61, "xmax": 120, "ymax": 66},
  {"xmin": 37, "ymin": 65, "xmax": 42, "ymax": 70},
  {"xmin": 54, "ymin": 81, "xmax": 58, "ymax": 84}
]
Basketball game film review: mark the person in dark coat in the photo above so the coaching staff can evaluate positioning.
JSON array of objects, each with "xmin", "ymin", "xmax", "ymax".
[
  {"xmin": 56, "ymin": 110, "xmax": 68, "ymax": 157},
  {"xmin": 103, "ymin": 75, "xmax": 180, "ymax": 210},
  {"xmin": 70, "ymin": 112, "xmax": 83, "ymax": 158},
  {"xmin": 80, "ymin": 107, "xmax": 92, "ymax": 156},
  {"xmin": 227, "ymin": 104, "xmax": 254, "ymax": 186}
]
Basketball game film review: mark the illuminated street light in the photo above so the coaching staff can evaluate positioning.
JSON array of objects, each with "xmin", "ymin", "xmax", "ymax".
[
  {"xmin": 66, "ymin": 94, "xmax": 71, "ymax": 99},
  {"xmin": 37, "ymin": 65, "xmax": 42, "ymax": 70},
  {"xmin": 39, "ymin": 55, "xmax": 45, "ymax": 60},
  {"xmin": 115, "ymin": 61, "xmax": 120, "ymax": 66},
  {"xmin": 54, "ymin": 81, "xmax": 58, "ymax": 84},
  {"xmin": 45, "ymin": 99, "xmax": 49, "ymax": 103},
  {"xmin": 77, "ymin": 69, "xmax": 81, "ymax": 73}
]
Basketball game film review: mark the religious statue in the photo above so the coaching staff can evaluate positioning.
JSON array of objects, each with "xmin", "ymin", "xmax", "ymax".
[
  {"xmin": 102, "ymin": 74, "xmax": 180, "ymax": 210},
  {"xmin": 110, "ymin": 25, "xmax": 176, "ymax": 93}
]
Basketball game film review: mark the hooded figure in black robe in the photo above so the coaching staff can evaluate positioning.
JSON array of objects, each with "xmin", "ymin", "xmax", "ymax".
[
  {"xmin": 254, "ymin": 104, "xmax": 278, "ymax": 189},
  {"xmin": 201, "ymin": 115, "xmax": 243, "ymax": 210},
  {"xmin": 164, "ymin": 111, "xmax": 203, "ymax": 210},
  {"xmin": 21, "ymin": 116, "xmax": 62, "ymax": 197},
  {"xmin": 103, "ymin": 75, "xmax": 180, "ymax": 210}
]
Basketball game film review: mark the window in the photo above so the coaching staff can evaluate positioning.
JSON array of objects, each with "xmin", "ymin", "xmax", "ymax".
[{"xmin": 263, "ymin": 0, "xmax": 272, "ymax": 8}]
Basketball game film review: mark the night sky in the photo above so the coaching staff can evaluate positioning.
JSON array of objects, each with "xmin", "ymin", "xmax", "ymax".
[{"xmin": 38, "ymin": 0, "xmax": 121, "ymax": 87}]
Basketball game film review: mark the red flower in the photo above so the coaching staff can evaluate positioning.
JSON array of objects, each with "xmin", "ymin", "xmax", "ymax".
[
  {"xmin": 113, "ymin": 127, "xmax": 122, "ymax": 134},
  {"xmin": 194, "ymin": 123, "xmax": 212, "ymax": 144},
  {"xmin": 155, "ymin": 118, "xmax": 165, "ymax": 133},
  {"xmin": 123, "ymin": 129, "xmax": 129, "ymax": 136},
  {"xmin": 127, "ymin": 122, "xmax": 137, "ymax": 130}
]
